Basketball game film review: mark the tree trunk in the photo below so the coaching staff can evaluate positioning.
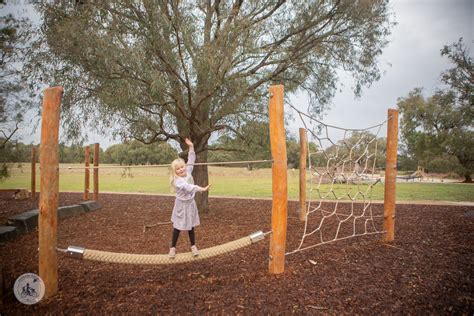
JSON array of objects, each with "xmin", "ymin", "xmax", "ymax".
[
  {"xmin": 463, "ymin": 173, "xmax": 472, "ymax": 183},
  {"xmin": 193, "ymin": 149, "xmax": 210, "ymax": 213}
]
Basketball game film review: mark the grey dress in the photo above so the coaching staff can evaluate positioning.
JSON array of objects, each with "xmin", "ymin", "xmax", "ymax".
[{"xmin": 171, "ymin": 151, "xmax": 201, "ymax": 230}]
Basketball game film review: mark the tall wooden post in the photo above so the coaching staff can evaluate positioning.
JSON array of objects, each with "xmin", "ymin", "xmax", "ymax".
[
  {"xmin": 93, "ymin": 143, "xmax": 99, "ymax": 201},
  {"xmin": 299, "ymin": 128, "xmax": 307, "ymax": 222},
  {"xmin": 31, "ymin": 147, "xmax": 36, "ymax": 200},
  {"xmin": 83, "ymin": 146, "xmax": 90, "ymax": 200},
  {"xmin": 268, "ymin": 85, "xmax": 288, "ymax": 274},
  {"xmin": 38, "ymin": 86, "xmax": 63, "ymax": 298},
  {"xmin": 383, "ymin": 109, "xmax": 399, "ymax": 242}
]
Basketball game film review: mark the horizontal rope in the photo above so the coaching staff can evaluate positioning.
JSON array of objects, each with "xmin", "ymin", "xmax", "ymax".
[
  {"xmin": 66, "ymin": 231, "xmax": 265, "ymax": 265},
  {"xmin": 287, "ymin": 102, "xmax": 388, "ymax": 132},
  {"xmin": 60, "ymin": 159, "xmax": 273, "ymax": 170}
]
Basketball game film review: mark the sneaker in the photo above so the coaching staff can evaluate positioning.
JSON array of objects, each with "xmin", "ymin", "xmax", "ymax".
[
  {"xmin": 191, "ymin": 245, "xmax": 199, "ymax": 257},
  {"xmin": 168, "ymin": 247, "xmax": 176, "ymax": 259}
]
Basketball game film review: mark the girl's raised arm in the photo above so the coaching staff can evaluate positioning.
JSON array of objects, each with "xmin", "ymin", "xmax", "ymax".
[{"xmin": 185, "ymin": 138, "xmax": 195, "ymax": 173}]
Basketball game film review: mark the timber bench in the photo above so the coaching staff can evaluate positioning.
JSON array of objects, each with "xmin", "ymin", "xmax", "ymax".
[{"xmin": 0, "ymin": 200, "xmax": 101, "ymax": 242}]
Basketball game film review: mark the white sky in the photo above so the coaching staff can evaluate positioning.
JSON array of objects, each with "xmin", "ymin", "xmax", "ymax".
[
  {"xmin": 288, "ymin": 0, "xmax": 473, "ymax": 141},
  {"xmin": 3, "ymin": 0, "xmax": 474, "ymax": 148}
]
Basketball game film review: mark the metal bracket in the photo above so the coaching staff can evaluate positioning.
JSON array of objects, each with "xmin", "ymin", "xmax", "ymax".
[
  {"xmin": 66, "ymin": 246, "xmax": 85, "ymax": 259},
  {"xmin": 249, "ymin": 231, "xmax": 265, "ymax": 243}
]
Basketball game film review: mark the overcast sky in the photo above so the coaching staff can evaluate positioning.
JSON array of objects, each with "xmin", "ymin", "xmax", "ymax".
[
  {"xmin": 4, "ymin": 0, "xmax": 474, "ymax": 148},
  {"xmin": 289, "ymin": 0, "xmax": 473, "ymax": 141}
]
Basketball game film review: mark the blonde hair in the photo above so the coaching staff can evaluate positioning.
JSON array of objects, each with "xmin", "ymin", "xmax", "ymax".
[{"xmin": 169, "ymin": 158, "xmax": 186, "ymax": 190}]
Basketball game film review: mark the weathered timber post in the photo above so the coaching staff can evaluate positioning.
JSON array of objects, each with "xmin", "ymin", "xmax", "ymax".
[
  {"xmin": 383, "ymin": 108, "xmax": 399, "ymax": 242},
  {"xmin": 83, "ymin": 146, "xmax": 90, "ymax": 200},
  {"xmin": 299, "ymin": 128, "xmax": 307, "ymax": 222},
  {"xmin": 268, "ymin": 85, "xmax": 288, "ymax": 274},
  {"xmin": 38, "ymin": 86, "xmax": 63, "ymax": 298},
  {"xmin": 31, "ymin": 147, "xmax": 36, "ymax": 200},
  {"xmin": 93, "ymin": 143, "xmax": 99, "ymax": 201}
]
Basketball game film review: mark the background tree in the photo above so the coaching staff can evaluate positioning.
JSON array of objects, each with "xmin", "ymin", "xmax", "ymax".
[
  {"xmin": 208, "ymin": 121, "xmax": 301, "ymax": 169},
  {"xmin": 318, "ymin": 131, "xmax": 386, "ymax": 172},
  {"xmin": 28, "ymin": 1, "xmax": 392, "ymax": 211},
  {"xmin": 0, "ymin": 2, "xmax": 34, "ymax": 179},
  {"xmin": 59, "ymin": 143, "xmax": 84, "ymax": 163},
  {"xmin": 103, "ymin": 141, "xmax": 177, "ymax": 165},
  {"xmin": 397, "ymin": 38, "xmax": 473, "ymax": 182}
]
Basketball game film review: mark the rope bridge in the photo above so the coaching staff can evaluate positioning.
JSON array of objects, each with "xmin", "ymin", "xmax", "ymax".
[
  {"xmin": 58, "ymin": 158, "xmax": 274, "ymax": 265},
  {"xmin": 287, "ymin": 103, "xmax": 389, "ymax": 255},
  {"xmin": 61, "ymin": 231, "xmax": 266, "ymax": 265}
]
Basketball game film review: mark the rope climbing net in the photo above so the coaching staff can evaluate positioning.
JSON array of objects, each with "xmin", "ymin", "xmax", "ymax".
[{"xmin": 287, "ymin": 104, "xmax": 389, "ymax": 255}]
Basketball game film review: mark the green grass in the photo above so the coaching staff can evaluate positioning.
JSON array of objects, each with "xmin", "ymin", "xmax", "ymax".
[{"xmin": 1, "ymin": 164, "xmax": 473, "ymax": 202}]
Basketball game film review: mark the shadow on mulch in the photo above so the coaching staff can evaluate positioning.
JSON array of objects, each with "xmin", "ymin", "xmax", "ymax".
[{"xmin": 0, "ymin": 192, "xmax": 473, "ymax": 314}]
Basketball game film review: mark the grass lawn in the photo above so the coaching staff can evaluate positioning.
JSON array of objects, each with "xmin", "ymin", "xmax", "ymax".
[{"xmin": 1, "ymin": 163, "xmax": 473, "ymax": 202}]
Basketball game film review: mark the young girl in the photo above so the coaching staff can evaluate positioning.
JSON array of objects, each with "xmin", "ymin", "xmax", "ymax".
[{"xmin": 169, "ymin": 138, "xmax": 211, "ymax": 258}]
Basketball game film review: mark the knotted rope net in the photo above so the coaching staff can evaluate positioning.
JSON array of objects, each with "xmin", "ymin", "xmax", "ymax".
[{"xmin": 287, "ymin": 104, "xmax": 388, "ymax": 255}]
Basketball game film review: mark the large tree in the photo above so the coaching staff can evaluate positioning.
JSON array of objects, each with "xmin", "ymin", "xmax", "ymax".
[
  {"xmin": 398, "ymin": 39, "xmax": 473, "ymax": 182},
  {"xmin": 28, "ymin": 1, "xmax": 392, "ymax": 210}
]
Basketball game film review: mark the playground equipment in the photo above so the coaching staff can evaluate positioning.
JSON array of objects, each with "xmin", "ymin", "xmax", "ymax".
[
  {"xmin": 289, "ymin": 105, "xmax": 398, "ymax": 254},
  {"xmin": 397, "ymin": 161, "xmax": 424, "ymax": 182},
  {"xmin": 64, "ymin": 231, "xmax": 267, "ymax": 264},
  {"xmin": 37, "ymin": 85, "xmax": 288, "ymax": 298},
  {"xmin": 37, "ymin": 85, "xmax": 398, "ymax": 299}
]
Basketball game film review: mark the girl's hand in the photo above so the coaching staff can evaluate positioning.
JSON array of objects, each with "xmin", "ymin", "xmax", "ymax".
[
  {"xmin": 200, "ymin": 184, "xmax": 212, "ymax": 192},
  {"xmin": 185, "ymin": 138, "xmax": 193, "ymax": 148}
]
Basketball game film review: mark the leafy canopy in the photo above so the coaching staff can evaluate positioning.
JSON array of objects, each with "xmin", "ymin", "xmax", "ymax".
[
  {"xmin": 0, "ymin": 2, "xmax": 34, "ymax": 179},
  {"xmin": 28, "ymin": 1, "xmax": 393, "ymax": 210},
  {"xmin": 29, "ymin": 0, "xmax": 392, "ymax": 153},
  {"xmin": 397, "ymin": 38, "xmax": 473, "ymax": 182}
]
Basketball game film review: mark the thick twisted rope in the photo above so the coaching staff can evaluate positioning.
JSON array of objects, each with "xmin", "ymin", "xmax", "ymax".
[{"xmin": 64, "ymin": 231, "xmax": 266, "ymax": 265}]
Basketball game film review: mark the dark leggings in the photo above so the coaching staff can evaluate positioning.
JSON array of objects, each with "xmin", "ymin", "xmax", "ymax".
[{"xmin": 171, "ymin": 227, "xmax": 195, "ymax": 248}]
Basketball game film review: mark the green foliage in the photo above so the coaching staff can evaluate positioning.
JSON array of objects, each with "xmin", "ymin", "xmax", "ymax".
[
  {"xmin": 208, "ymin": 121, "xmax": 271, "ymax": 168},
  {"xmin": 397, "ymin": 39, "xmax": 473, "ymax": 182},
  {"xmin": 0, "ymin": 139, "xmax": 178, "ymax": 178},
  {"xmin": 425, "ymin": 155, "xmax": 463, "ymax": 174},
  {"xmin": 0, "ymin": 139, "xmax": 36, "ymax": 180},
  {"xmin": 26, "ymin": 1, "xmax": 393, "ymax": 210},
  {"xmin": 286, "ymin": 138, "xmax": 300, "ymax": 168},
  {"xmin": 0, "ymin": 4, "xmax": 35, "ymax": 179},
  {"xmin": 397, "ymin": 154, "xmax": 418, "ymax": 171},
  {"xmin": 58, "ymin": 143, "xmax": 84, "ymax": 163},
  {"xmin": 440, "ymin": 38, "xmax": 473, "ymax": 107},
  {"xmin": 27, "ymin": 1, "xmax": 392, "ymax": 158},
  {"xmin": 316, "ymin": 131, "xmax": 386, "ymax": 171},
  {"xmin": 103, "ymin": 141, "xmax": 177, "ymax": 165},
  {"xmin": 208, "ymin": 121, "xmax": 302, "ymax": 168}
]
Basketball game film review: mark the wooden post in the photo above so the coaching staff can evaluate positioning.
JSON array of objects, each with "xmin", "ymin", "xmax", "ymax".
[
  {"xmin": 299, "ymin": 128, "xmax": 307, "ymax": 222},
  {"xmin": 38, "ymin": 86, "xmax": 63, "ymax": 298},
  {"xmin": 83, "ymin": 146, "xmax": 90, "ymax": 200},
  {"xmin": 268, "ymin": 85, "xmax": 288, "ymax": 274},
  {"xmin": 383, "ymin": 108, "xmax": 399, "ymax": 242},
  {"xmin": 31, "ymin": 147, "xmax": 36, "ymax": 200},
  {"xmin": 93, "ymin": 143, "xmax": 99, "ymax": 201}
]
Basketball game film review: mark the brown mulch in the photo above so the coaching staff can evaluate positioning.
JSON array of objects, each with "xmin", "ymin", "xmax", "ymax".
[{"xmin": 0, "ymin": 192, "xmax": 473, "ymax": 314}]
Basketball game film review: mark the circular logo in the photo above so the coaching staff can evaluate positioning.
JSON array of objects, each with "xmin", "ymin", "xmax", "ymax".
[{"xmin": 13, "ymin": 273, "xmax": 45, "ymax": 305}]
